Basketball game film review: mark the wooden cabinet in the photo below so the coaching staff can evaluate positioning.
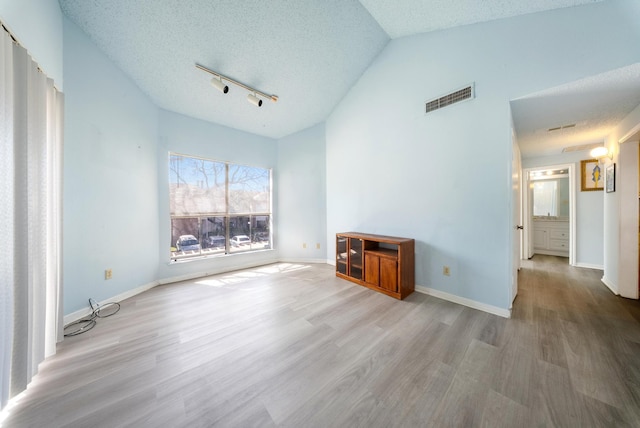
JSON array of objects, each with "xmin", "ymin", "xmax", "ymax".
[
  {"xmin": 336, "ymin": 232, "xmax": 414, "ymax": 300},
  {"xmin": 533, "ymin": 219, "xmax": 569, "ymax": 257},
  {"xmin": 365, "ymin": 250, "xmax": 398, "ymax": 293}
]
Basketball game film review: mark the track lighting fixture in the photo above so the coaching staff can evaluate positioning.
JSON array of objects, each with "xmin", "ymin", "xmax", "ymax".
[
  {"xmin": 196, "ymin": 63, "xmax": 278, "ymax": 106},
  {"xmin": 247, "ymin": 93, "xmax": 262, "ymax": 107},
  {"xmin": 211, "ymin": 77, "xmax": 229, "ymax": 94}
]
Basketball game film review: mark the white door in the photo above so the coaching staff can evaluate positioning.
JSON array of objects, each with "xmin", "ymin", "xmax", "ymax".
[{"xmin": 511, "ymin": 140, "xmax": 522, "ymax": 305}]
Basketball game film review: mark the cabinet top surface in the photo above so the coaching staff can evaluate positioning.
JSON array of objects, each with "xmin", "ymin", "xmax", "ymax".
[
  {"xmin": 532, "ymin": 218, "xmax": 569, "ymax": 224},
  {"xmin": 337, "ymin": 232, "xmax": 414, "ymax": 243}
]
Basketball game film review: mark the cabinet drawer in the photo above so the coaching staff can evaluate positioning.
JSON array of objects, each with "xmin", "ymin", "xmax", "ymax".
[
  {"xmin": 548, "ymin": 239, "xmax": 569, "ymax": 251},
  {"xmin": 549, "ymin": 230, "xmax": 569, "ymax": 240}
]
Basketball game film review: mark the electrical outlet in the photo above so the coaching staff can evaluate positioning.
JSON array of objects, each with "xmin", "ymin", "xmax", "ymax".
[
  {"xmin": 302, "ymin": 243, "xmax": 307, "ymax": 249},
  {"xmin": 443, "ymin": 266, "xmax": 451, "ymax": 276},
  {"xmin": 316, "ymin": 243, "xmax": 321, "ymax": 249},
  {"xmin": 105, "ymin": 269, "xmax": 113, "ymax": 280}
]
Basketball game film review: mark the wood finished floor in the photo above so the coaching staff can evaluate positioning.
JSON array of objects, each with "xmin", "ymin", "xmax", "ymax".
[{"xmin": 3, "ymin": 256, "xmax": 640, "ymax": 427}]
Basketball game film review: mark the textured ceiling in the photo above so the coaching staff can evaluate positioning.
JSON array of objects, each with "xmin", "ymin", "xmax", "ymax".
[
  {"xmin": 358, "ymin": 0, "xmax": 603, "ymax": 38},
  {"xmin": 58, "ymin": 0, "xmax": 622, "ymax": 149},
  {"xmin": 511, "ymin": 63, "xmax": 640, "ymax": 158},
  {"xmin": 58, "ymin": 0, "xmax": 389, "ymax": 139}
]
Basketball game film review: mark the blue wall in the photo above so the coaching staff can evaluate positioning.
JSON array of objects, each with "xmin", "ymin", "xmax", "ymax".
[
  {"xmin": 326, "ymin": 1, "xmax": 640, "ymax": 310},
  {"xmin": 62, "ymin": 17, "xmax": 282, "ymax": 314},
  {"xmin": 156, "ymin": 109, "xmax": 279, "ymax": 282},
  {"xmin": 63, "ymin": 17, "xmax": 160, "ymax": 313},
  {"xmin": 277, "ymin": 123, "xmax": 327, "ymax": 261}
]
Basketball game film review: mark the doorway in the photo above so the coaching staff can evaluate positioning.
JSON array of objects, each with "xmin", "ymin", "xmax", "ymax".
[{"xmin": 522, "ymin": 163, "xmax": 576, "ymax": 266}]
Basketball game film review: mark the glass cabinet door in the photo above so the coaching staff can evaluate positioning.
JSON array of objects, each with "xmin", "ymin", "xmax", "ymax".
[
  {"xmin": 336, "ymin": 236, "xmax": 348, "ymax": 275},
  {"xmin": 348, "ymin": 238, "xmax": 363, "ymax": 280}
]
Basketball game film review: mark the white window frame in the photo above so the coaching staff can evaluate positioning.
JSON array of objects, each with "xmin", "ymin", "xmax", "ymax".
[{"xmin": 169, "ymin": 152, "xmax": 272, "ymax": 261}]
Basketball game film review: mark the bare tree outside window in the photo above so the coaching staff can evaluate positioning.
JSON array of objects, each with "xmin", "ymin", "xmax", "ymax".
[{"xmin": 229, "ymin": 164, "xmax": 270, "ymax": 213}]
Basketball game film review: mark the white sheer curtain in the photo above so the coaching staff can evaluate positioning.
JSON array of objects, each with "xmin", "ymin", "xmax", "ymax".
[{"xmin": 0, "ymin": 27, "xmax": 63, "ymax": 411}]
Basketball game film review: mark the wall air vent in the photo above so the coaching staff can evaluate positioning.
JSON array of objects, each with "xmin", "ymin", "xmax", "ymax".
[{"xmin": 425, "ymin": 83, "xmax": 475, "ymax": 114}]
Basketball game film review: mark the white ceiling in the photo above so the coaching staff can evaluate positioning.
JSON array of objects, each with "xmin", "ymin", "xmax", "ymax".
[
  {"xmin": 57, "ymin": 0, "xmax": 639, "ymax": 159},
  {"xmin": 359, "ymin": 0, "xmax": 602, "ymax": 38},
  {"xmin": 511, "ymin": 63, "xmax": 640, "ymax": 158}
]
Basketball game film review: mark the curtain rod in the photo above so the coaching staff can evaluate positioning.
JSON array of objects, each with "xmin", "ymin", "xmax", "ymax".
[
  {"xmin": 1, "ymin": 20, "xmax": 19, "ymax": 45},
  {"xmin": 0, "ymin": 18, "xmax": 60, "ymax": 91}
]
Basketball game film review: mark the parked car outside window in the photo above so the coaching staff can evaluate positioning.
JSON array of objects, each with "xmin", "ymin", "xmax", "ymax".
[
  {"xmin": 176, "ymin": 235, "xmax": 201, "ymax": 252},
  {"xmin": 230, "ymin": 235, "xmax": 251, "ymax": 247},
  {"xmin": 206, "ymin": 235, "xmax": 226, "ymax": 249}
]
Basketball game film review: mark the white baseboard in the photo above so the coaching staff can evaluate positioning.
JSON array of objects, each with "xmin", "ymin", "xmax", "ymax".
[
  {"xmin": 64, "ymin": 262, "xmax": 511, "ymax": 326},
  {"xmin": 64, "ymin": 280, "xmax": 159, "ymax": 325},
  {"xmin": 415, "ymin": 285, "xmax": 511, "ymax": 318},
  {"xmin": 159, "ymin": 259, "xmax": 282, "ymax": 285},
  {"xmin": 574, "ymin": 262, "xmax": 604, "ymax": 270},
  {"xmin": 278, "ymin": 258, "xmax": 329, "ymax": 264},
  {"xmin": 65, "ymin": 259, "xmax": 331, "ymax": 324},
  {"xmin": 600, "ymin": 276, "xmax": 618, "ymax": 295}
]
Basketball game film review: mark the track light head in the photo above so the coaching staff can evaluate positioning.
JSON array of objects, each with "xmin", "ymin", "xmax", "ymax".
[
  {"xmin": 247, "ymin": 93, "xmax": 262, "ymax": 107},
  {"xmin": 211, "ymin": 77, "xmax": 229, "ymax": 94}
]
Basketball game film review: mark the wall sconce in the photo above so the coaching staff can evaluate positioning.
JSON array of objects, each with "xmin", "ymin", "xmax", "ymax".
[
  {"xmin": 196, "ymin": 63, "xmax": 278, "ymax": 107},
  {"xmin": 589, "ymin": 146, "xmax": 612, "ymax": 162}
]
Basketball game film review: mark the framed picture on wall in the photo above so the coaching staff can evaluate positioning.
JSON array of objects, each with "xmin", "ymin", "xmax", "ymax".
[
  {"xmin": 580, "ymin": 159, "xmax": 604, "ymax": 191},
  {"xmin": 606, "ymin": 163, "xmax": 616, "ymax": 193}
]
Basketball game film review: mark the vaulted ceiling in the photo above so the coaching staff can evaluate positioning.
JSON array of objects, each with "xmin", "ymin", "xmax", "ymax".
[{"xmin": 57, "ymin": 0, "xmax": 637, "ymax": 159}]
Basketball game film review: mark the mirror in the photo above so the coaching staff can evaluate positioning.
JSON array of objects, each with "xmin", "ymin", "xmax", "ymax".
[{"xmin": 532, "ymin": 176, "xmax": 569, "ymax": 218}]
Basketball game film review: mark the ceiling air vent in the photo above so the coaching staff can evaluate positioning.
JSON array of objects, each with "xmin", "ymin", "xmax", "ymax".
[
  {"xmin": 548, "ymin": 123, "xmax": 576, "ymax": 132},
  {"xmin": 425, "ymin": 83, "xmax": 475, "ymax": 114},
  {"xmin": 562, "ymin": 142, "xmax": 601, "ymax": 153}
]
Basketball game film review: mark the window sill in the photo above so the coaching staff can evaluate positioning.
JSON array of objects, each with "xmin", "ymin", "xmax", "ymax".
[{"xmin": 168, "ymin": 248, "xmax": 275, "ymax": 265}]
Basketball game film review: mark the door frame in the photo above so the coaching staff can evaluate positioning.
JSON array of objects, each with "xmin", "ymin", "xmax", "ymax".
[
  {"xmin": 522, "ymin": 163, "xmax": 576, "ymax": 266},
  {"xmin": 511, "ymin": 139, "xmax": 522, "ymax": 306}
]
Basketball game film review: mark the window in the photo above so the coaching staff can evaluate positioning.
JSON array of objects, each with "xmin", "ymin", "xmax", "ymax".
[{"xmin": 169, "ymin": 153, "xmax": 271, "ymax": 261}]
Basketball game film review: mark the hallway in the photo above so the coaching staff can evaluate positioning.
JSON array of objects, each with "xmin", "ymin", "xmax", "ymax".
[{"xmin": 513, "ymin": 254, "xmax": 640, "ymax": 425}]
